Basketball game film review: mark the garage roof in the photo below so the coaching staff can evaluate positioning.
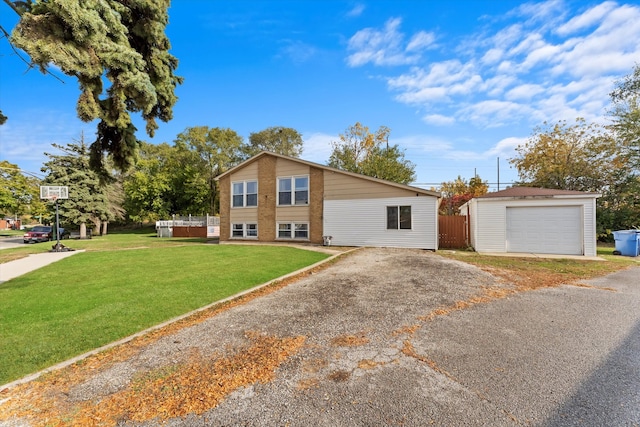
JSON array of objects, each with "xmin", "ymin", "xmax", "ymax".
[{"xmin": 478, "ymin": 186, "xmax": 600, "ymax": 199}]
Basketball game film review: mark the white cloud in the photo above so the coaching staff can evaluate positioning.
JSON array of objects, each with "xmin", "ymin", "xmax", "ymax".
[
  {"xmin": 484, "ymin": 136, "xmax": 527, "ymax": 157},
  {"xmin": 352, "ymin": 0, "xmax": 640, "ymax": 137},
  {"xmin": 422, "ymin": 114, "xmax": 455, "ymax": 126},
  {"xmin": 346, "ymin": 3, "xmax": 365, "ymax": 18},
  {"xmin": 406, "ymin": 31, "xmax": 437, "ymax": 52},
  {"xmin": 347, "ymin": 17, "xmax": 434, "ymax": 67},
  {"xmin": 301, "ymin": 132, "xmax": 336, "ymax": 164},
  {"xmin": 556, "ymin": 1, "xmax": 617, "ymax": 35},
  {"xmin": 504, "ymin": 83, "xmax": 545, "ymax": 101},
  {"xmin": 278, "ymin": 40, "xmax": 317, "ymax": 64},
  {"xmin": 481, "ymin": 48, "xmax": 504, "ymax": 65},
  {"xmin": 460, "ymin": 100, "xmax": 534, "ymax": 128}
]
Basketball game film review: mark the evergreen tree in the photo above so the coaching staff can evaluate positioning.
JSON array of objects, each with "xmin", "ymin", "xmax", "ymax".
[
  {"xmin": 41, "ymin": 139, "xmax": 112, "ymax": 238},
  {"xmin": 5, "ymin": 0, "xmax": 183, "ymax": 174}
]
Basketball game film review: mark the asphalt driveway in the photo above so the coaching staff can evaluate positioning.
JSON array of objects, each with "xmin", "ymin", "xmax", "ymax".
[{"xmin": 1, "ymin": 248, "xmax": 638, "ymax": 426}]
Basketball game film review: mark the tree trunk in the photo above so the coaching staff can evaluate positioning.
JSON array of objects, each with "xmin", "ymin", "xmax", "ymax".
[
  {"xmin": 80, "ymin": 222, "xmax": 87, "ymax": 239},
  {"xmin": 102, "ymin": 221, "xmax": 108, "ymax": 236}
]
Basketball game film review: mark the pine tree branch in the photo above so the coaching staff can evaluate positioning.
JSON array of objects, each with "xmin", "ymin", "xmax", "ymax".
[{"xmin": 1, "ymin": 1, "xmax": 65, "ymax": 83}]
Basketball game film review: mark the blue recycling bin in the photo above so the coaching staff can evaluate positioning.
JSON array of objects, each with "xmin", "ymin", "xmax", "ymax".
[{"xmin": 612, "ymin": 230, "xmax": 640, "ymax": 257}]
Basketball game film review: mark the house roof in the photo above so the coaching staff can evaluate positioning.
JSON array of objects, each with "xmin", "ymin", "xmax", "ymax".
[
  {"xmin": 215, "ymin": 151, "xmax": 441, "ymax": 198},
  {"xmin": 477, "ymin": 186, "xmax": 601, "ymax": 199}
]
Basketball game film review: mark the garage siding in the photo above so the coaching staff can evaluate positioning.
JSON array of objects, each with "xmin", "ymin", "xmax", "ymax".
[
  {"xmin": 474, "ymin": 201, "xmax": 507, "ymax": 253},
  {"xmin": 323, "ymin": 196, "xmax": 438, "ymax": 249},
  {"xmin": 470, "ymin": 197, "xmax": 598, "ymax": 257}
]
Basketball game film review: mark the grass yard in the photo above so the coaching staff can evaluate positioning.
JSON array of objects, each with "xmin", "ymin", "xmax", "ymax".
[
  {"xmin": 0, "ymin": 227, "xmax": 208, "ymax": 264},
  {"xmin": 0, "ymin": 244, "xmax": 329, "ymax": 385},
  {"xmin": 439, "ymin": 245, "xmax": 637, "ymax": 291}
]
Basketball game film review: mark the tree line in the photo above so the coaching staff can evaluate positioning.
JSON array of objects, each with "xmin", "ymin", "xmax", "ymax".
[{"xmin": 0, "ymin": 123, "xmax": 415, "ymax": 235}]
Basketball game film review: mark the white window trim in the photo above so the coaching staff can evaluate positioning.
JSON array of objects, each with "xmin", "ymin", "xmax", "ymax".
[
  {"xmin": 276, "ymin": 222, "xmax": 309, "ymax": 240},
  {"xmin": 231, "ymin": 180, "xmax": 258, "ymax": 208},
  {"xmin": 230, "ymin": 223, "xmax": 258, "ymax": 239},
  {"xmin": 277, "ymin": 175, "xmax": 309, "ymax": 206}
]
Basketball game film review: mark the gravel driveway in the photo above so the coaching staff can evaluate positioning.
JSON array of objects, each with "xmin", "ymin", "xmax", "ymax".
[{"xmin": 1, "ymin": 247, "xmax": 638, "ymax": 426}]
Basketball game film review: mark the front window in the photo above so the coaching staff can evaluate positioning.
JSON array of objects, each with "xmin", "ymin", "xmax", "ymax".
[
  {"xmin": 246, "ymin": 181, "xmax": 258, "ymax": 207},
  {"xmin": 278, "ymin": 179, "xmax": 292, "ymax": 205},
  {"xmin": 232, "ymin": 180, "xmax": 258, "ymax": 208},
  {"xmin": 232, "ymin": 223, "xmax": 244, "ymax": 237},
  {"xmin": 246, "ymin": 223, "xmax": 258, "ymax": 237},
  {"xmin": 294, "ymin": 177, "xmax": 308, "ymax": 205},
  {"xmin": 278, "ymin": 223, "xmax": 292, "ymax": 238},
  {"xmin": 295, "ymin": 223, "xmax": 308, "ymax": 238},
  {"xmin": 278, "ymin": 176, "xmax": 308, "ymax": 206},
  {"xmin": 231, "ymin": 223, "xmax": 258, "ymax": 238},
  {"xmin": 278, "ymin": 222, "xmax": 309, "ymax": 239},
  {"xmin": 387, "ymin": 206, "xmax": 412, "ymax": 230}
]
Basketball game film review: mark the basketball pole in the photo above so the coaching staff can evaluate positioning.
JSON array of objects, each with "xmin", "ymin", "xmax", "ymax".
[{"xmin": 54, "ymin": 198, "xmax": 61, "ymax": 252}]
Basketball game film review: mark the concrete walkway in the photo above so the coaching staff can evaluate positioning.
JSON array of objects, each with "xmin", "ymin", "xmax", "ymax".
[{"xmin": 0, "ymin": 251, "xmax": 82, "ymax": 283}]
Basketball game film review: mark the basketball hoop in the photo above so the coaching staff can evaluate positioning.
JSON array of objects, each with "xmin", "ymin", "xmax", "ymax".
[{"xmin": 40, "ymin": 185, "xmax": 69, "ymax": 201}]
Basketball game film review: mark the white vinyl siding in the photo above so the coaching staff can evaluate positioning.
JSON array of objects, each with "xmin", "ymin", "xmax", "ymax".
[{"xmin": 324, "ymin": 196, "xmax": 438, "ymax": 249}]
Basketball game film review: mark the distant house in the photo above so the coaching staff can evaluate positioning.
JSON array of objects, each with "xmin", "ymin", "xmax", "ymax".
[
  {"xmin": 460, "ymin": 187, "xmax": 601, "ymax": 257},
  {"xmin": 215, "ymin": 151, "xmax": 441, "ymax": 249}
]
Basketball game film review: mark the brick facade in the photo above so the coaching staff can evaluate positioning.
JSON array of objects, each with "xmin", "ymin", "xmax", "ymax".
[
  {"xmin": 218, "ymin": 174, "xmax": 230, "ymax": 241},
  {"xmin": 257, "ymin": 155, "xmax": 277, "ymax": 241},
  {"xmin": 309, "ymin": 166, "xmax": 324, "ymax": 244}
]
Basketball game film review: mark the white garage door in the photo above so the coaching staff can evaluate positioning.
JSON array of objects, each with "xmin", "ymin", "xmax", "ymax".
[{"xmin": 506, "ymin": 206, "xmax": 583, "ymax": 255}]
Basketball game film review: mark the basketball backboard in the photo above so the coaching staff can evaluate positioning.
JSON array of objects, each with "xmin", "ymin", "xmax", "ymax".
[{"xmin": 40, "ymin": 185, "xmax": 69, "ymax": 200}]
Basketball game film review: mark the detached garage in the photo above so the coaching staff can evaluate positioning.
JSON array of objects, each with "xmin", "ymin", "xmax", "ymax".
[{"xmin": 461, "ymin": 187, "xmax": 601, "ymax": 257}]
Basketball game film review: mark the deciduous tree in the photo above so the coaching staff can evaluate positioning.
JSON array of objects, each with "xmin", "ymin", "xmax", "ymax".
[
  {"xmin": 610, "ymin": 64, "xmax": 640, "ymax": 170},
  {"xmin": 123, "ymin": 142, "xmax": 174, "ymax": 223},
  {"xmin": 0, "ymin": 160, "xmax": 43, "ymax": 219},
  {"xmin": 246, "ymin": 127, "xmax": 304, "ymax": 157},
  {"xmin": 509, "ymin": 119, "xmax": 620, "ymax": 192},
  {"xmin": 4, "ymin": 0, "xmax": 182, "ymax": 174},
  {"xmin": 174, "ymin": 126, "xmax": 248, "ymax": 215},
  {"xmin": 439, "ymin": 175, "xmax": 489, "ymax": 215},
  {"xmin": 328, "ymin": 122, "xmax": 415, "ymax": 185}
]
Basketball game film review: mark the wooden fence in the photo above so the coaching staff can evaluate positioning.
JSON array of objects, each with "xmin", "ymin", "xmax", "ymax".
[{"xmin": 439, "ymin": 215, "xmax": 468, "ymax": 249}]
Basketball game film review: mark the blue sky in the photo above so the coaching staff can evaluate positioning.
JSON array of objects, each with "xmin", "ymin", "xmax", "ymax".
[{"xmin": 1, "ymin": 0, "xmax": 639, "ymax": 190}]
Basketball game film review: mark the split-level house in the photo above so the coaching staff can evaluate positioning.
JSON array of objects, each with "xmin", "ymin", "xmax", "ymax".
[{"xmin": 215, "ymin": 151, "xmax": 441, "ymax": 249}]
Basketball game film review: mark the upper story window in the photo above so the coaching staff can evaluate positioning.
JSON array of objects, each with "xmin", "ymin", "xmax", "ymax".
[
  {"xmin": 387, "ymin": 205, "xmax": 412, "ymax": 230},
  {"xmin": 232, "ymin": 180, "xmax": 258, "ymax": 208},
  {"xmin": 278, "ymin": 176, "xmax": 308, "ymax": 206}
]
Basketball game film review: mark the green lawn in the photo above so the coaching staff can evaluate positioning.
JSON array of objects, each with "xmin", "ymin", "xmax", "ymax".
[{"xmin": 0, "ymin": 244, "xmax": 329, "ymax": 384}]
